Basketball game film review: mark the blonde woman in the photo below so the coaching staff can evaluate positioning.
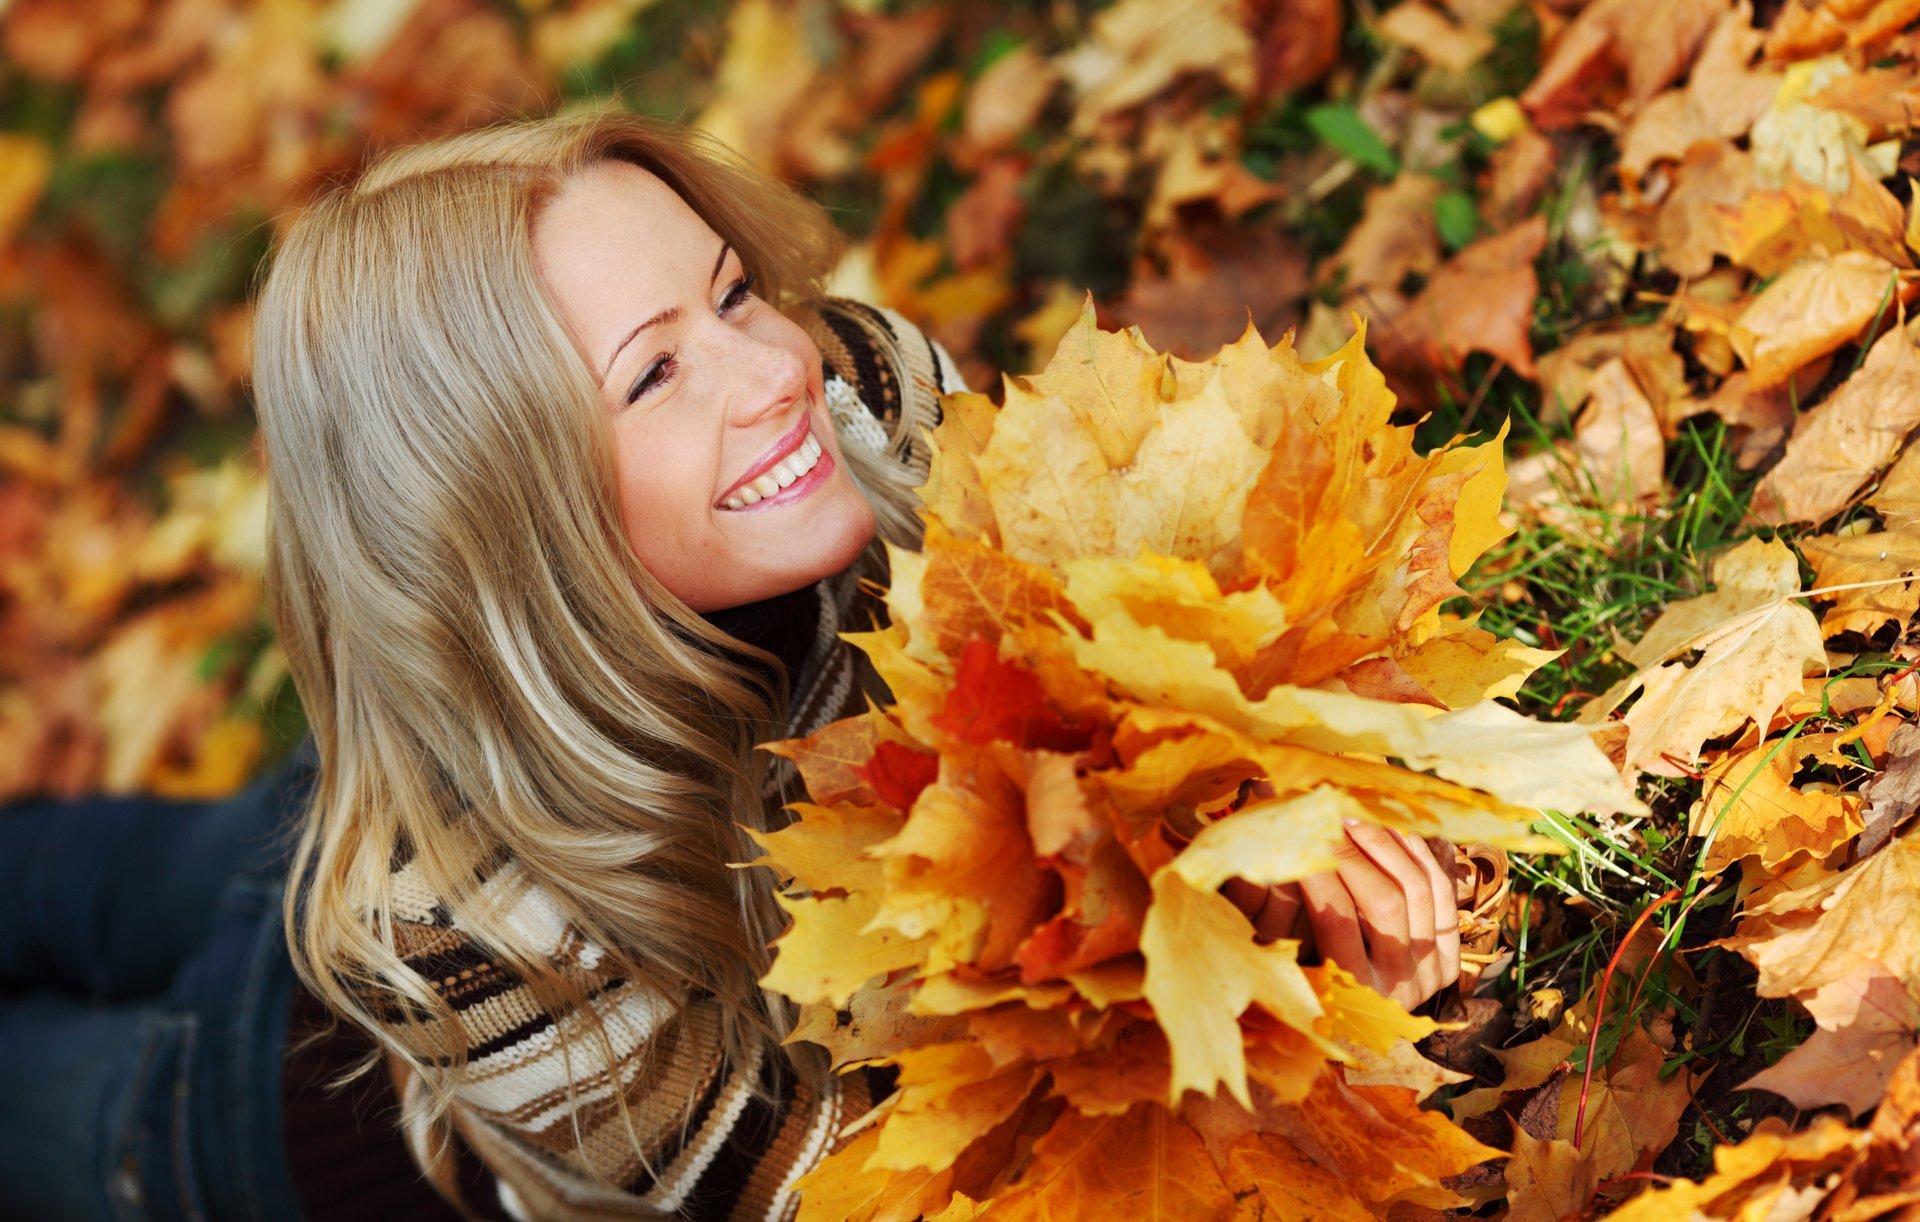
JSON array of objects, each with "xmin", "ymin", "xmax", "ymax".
[{"xmin": 0, "ymin": 106, "xmax": 1461, "ymax": 1220}]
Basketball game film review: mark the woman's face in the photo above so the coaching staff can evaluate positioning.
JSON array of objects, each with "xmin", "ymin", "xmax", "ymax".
[{"xmin": 532, "ymin": 160, "xmax": 876, "ymax": 612}]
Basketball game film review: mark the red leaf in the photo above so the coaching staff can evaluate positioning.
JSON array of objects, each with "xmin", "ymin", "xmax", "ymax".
[
  {"xmin": 856, "ymin": 740, "xmax": 941, "ymax": 812},
  {"xmin": 933, "ymin": 640, "xmax": 1092, "ymax": 752}
]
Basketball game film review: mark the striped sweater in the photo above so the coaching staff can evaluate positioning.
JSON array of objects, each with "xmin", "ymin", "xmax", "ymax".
[{"xmin": 369, "ymin": 300, "xmax": 964, "ymax": 1221}]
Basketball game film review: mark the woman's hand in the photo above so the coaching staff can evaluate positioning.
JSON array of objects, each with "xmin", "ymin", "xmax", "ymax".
[{"xmin": 1219, "ymin": 825, "xmax": 1462, "ymax": 1009}]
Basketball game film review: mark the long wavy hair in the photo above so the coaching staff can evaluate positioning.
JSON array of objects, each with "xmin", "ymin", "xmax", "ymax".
[{"xmin": 253, "ymin": 105, "xmax": 924, "ymax": 1155}]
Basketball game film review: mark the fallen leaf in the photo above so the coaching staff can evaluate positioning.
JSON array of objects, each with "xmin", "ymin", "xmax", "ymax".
[
  {"xmin": 1055, "ymin": 0, "xmax": 1255, "ymax": 134},
  {"xmin": 1617, "ymin": 1, "xmax": 1780, "ymax": 180},
  {"xmin": 1320, "ymin": 171, "xmax": 1444, "ymax": 295},
  {"xmin": 1373, "ymin": 2, "xmax": 1494, "ymax": 73},
  {"xmin": 1744, "ymin": 965, "xmax": 1920, "ymax": 1117},
  {"xmin": 1571, "ymin": 356, "xmax": 1666, "ymax": 509},
  {"xmin": 1859, "ymin": 723, "xmax": 1920, "ymax": 859},
  {"xmin": 1727, "ymin": 832, "xmax": 1920, "ymax": 1002},
  {"xmin": 1800, "ymin": 528, "xmax": 1920, "ymax": 639},
  {"xmin": 1371, "ymin": 214, "xmax": 1548, "ymax": 405},
  {"xmin": 1503, "ymin": 1130, "xmax": 1600, "ymax": 1222},
  {"xmin": 1580, "ymin": 536, "xmax": 1827, "ymax": 776},
  {"xmin": 1749, "ymin": 322, "xmax": 1920, "ymax": 523},
  {"xmin": 1690, "ymin": 733, "xmax": 1864, "ymax": 874},
  {"xmin": 1520, "ymin": 0, "xmax": 1723, "ymax": 130},
  {"xmin": 1729, "ymin": 251, "xmax": 1906, "ymax": 391}
]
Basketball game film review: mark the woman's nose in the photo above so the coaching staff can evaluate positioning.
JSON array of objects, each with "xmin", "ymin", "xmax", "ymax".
[{"xmin": 720, "ymin": 328, "xmax": 809, "ymax": 429}]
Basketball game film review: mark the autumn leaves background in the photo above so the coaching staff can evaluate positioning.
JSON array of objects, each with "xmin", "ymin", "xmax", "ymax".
[{"xmin": 11, "ymin": 0, "xmax": 1920, "ymax": 1216}]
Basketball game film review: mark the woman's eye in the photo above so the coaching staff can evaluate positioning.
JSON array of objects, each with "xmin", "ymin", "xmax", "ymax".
[
  {"xmin": 720, "ymin": 270, "xmax": 757, "ymax": 314},
  {"xmin": 625, "ymin": 354, "xmax": 677, "ymax": 406}
]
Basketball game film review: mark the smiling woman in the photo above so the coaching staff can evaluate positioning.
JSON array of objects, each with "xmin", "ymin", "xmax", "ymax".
[
  {"xmin": 0, "ymin": 103, "xmax": 1458, "ymax": 1222},
  {"xmin": 251, "ymin": 106, "xmax": 958, "ymax": 1220}
]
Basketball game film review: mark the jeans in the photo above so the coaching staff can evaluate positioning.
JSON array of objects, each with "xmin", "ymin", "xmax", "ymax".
[{"xmin": 0, "ymin": 746, "xmax": 317, "ymax": 1221}]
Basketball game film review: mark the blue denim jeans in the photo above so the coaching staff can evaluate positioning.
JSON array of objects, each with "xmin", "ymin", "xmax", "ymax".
[{"xmin": 0, "ymin": 747, "xmax": 316, "ymax": 1221}]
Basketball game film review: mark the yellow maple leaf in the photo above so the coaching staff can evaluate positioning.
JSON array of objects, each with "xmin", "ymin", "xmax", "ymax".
[{"xmin": 1580, "ymin": 536, "xmax": 1827, "ymax": 776}]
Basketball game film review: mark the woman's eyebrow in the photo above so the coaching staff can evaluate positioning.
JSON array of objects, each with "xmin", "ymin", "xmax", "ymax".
[{"xmin": 599, "ymin": 241, "xmax": 732, "ymax": 381}]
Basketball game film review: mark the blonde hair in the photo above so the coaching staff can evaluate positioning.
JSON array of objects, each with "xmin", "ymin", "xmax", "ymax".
[{"xmin": 253, "ymin": 105, "xmax": 922, "ymax": 1157}]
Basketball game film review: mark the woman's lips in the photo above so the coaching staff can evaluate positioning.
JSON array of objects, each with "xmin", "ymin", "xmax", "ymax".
[
  {"xmin": 717, "ymin": 412, "xmax": 815, "ymax": 506},
  {"xmin": 714, "ymin": 407, "xmax": 833, "ymax": 507},
  {"xmin": 721, "ymin": 446, "xmax": 835, "ymax": 513}
]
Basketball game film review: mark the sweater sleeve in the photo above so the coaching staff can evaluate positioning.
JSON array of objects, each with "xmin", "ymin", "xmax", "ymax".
[{"xmin": 373, "ymin": 859, "xmax": 871, "ymax": 1222}]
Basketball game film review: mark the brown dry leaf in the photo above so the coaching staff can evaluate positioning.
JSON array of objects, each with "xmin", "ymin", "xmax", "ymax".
[
  {"xmin": 1116, "ymin": 221, "xmax": 1307, "ymax": 361},
  {"xmin": 958, "ymin": 43, "xmax": 1060, "ymax": 162},
  {"xmin": 1144, "ymin": 115, "xmax": 1285, "ymax": 231},
  {"xmin": 1459, "ymin": 1013, "xmax": 1696, "ymax": 1193},
  {"xmin": 1646, "ymin": 141, "xmax": 1764, "ymax": 277},
  {"xmin": 1750, "ymin": 322, "xmax": 1920, "ymax": 524},
  {"xmin": 1694, "ymin": 369, "xmax": 1801, "ymax": 469},
  {"xmin": 1726, "ymin": 832, "xmax": 1920, "ymax": 1003},
  {"xmin": 1744, "ymin": 965, "xmax": 1920, "ymax": 1117},
  {"xmin": 1690, "ymin": 733, "xmax": 1865, "ymax": 874},
  {"xmin": 1869, "ymin": 441, "xmax": 1920, "ymax": 531},
  {"xmin": 1479, "ymin": 125, "xmax": 1556, "ymax": 229},
  {"xmin": 1520, "ymin": 0, "xmax": 1724, "ymax": 129},
  {"xmin": 1371, "ymin": 214, "xmax": 1548, "ymax": 405},
  {"xmin": 1570, "ymin": 357, "xmax": 1665, "ymax": 509},
  {"xmin": 1503, "ymin": 1131, "xmax": 1600, "ymax": 1222},
  {"xmin": 1617, "ymin": 1, "xmax": 1780, "ymax": 180},
  {"xmin": 1800, "ymin": 529, "xmax": 1920, "ymax": 639},
  {"xmin": 1372, "ymin": 2, "xmax": 1494, "ymax": 73},
  {"xmin": 1055, "ymin": 0, "xmax": 1255, "ymax": 134},
  {"xmin": 945, "ymin": 158, "xmax": 1027, "ymax": 272},
  {"xmin": 1729, "ymin": 251, "xmax": 1907, "ymax": 390},
  {"xmin": 1580, "ymin": 537, "xmax": 1826, "ymax": 777},
  {"xmin": 1247, "ymin": 0, "xmax": 1344, "ymax": 96},
  {"xmin": 1859, "ymin": 723, "xmax": 1920, "ymax": 859},
  {"xmin": 1321, "ymin": 171, "xmax": 1443, "ymax": 295},
  {"xmin": 1535, "ymin": 325, "xmax": 1688, "ymax": 427}
]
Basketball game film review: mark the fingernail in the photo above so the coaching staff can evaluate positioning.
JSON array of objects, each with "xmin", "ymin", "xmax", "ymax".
[{"xmin": 1342, "ymin": 817, "xmax": 1362, "ymax": 829}]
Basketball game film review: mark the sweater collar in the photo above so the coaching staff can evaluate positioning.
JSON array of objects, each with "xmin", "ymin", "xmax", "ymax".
[{"xmin": 698, "ymin": 581, "xmax": 823, "ymax": 690}]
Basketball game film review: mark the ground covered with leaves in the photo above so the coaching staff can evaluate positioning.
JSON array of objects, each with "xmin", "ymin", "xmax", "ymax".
[{"xmin": 10, "ymin": 0, "xmax": 1920, "ymax": 1216}]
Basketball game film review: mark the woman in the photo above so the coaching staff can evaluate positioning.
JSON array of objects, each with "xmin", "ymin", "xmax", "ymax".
[{"xmin": 1, "ymin": 105, "xmax": 1460, "ymax": 1220}]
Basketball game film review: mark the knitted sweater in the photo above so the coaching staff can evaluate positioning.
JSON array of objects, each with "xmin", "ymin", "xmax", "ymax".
[{"xmin": 367, "ymin": 300, "xmax": 964, "ymax": 1221}]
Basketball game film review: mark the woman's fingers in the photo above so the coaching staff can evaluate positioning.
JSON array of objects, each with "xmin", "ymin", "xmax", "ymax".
[
  {"xmin": 1330, "ymin": 825, "xmax": 1424, "ymax": 1005},
  {"xmin": 1218, "ymin": 876, "xmax": 1307, "ymax": 944},
  {"xmin": 1396, "ymin": 830, "xmax": 1463, "ymax": 997},
  {"xmin": 1251, "ymin": 882, "xmax": 1304, "ymax": 943},
  {"xmin": 1297, "ymin": 869, "xmax": 1374, "ymax": 989},
  {"xmin": 1218, "ymin": 821, "xmax": 1464, "ymax": 1009}
]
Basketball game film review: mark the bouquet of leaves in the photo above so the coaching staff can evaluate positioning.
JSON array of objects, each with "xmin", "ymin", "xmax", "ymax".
[{"xmin": 753, "ymin": 307, "xmax": 1642, "ymax": 1219}]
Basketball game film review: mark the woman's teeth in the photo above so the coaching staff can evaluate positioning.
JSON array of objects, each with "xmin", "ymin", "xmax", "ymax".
[{"xmin": 723, "ymin": 433, "xmax": 824, "ymax": 510}]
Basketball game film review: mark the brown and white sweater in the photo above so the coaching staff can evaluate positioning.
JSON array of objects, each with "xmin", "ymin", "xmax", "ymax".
[{"xmin": 366, "ymin": 300, "xmax": 965, "ymax": 1221}]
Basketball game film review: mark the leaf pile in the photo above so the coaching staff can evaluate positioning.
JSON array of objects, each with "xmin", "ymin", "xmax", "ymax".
[{"xmin": 753, "ymin": 307, "xmax": 1639, "ymax": 1219}]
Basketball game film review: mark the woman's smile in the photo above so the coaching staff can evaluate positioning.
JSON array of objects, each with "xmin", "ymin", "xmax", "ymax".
[{"xmin": 716, "ymin": 409, "xmax": 834, "ymax": 511}]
